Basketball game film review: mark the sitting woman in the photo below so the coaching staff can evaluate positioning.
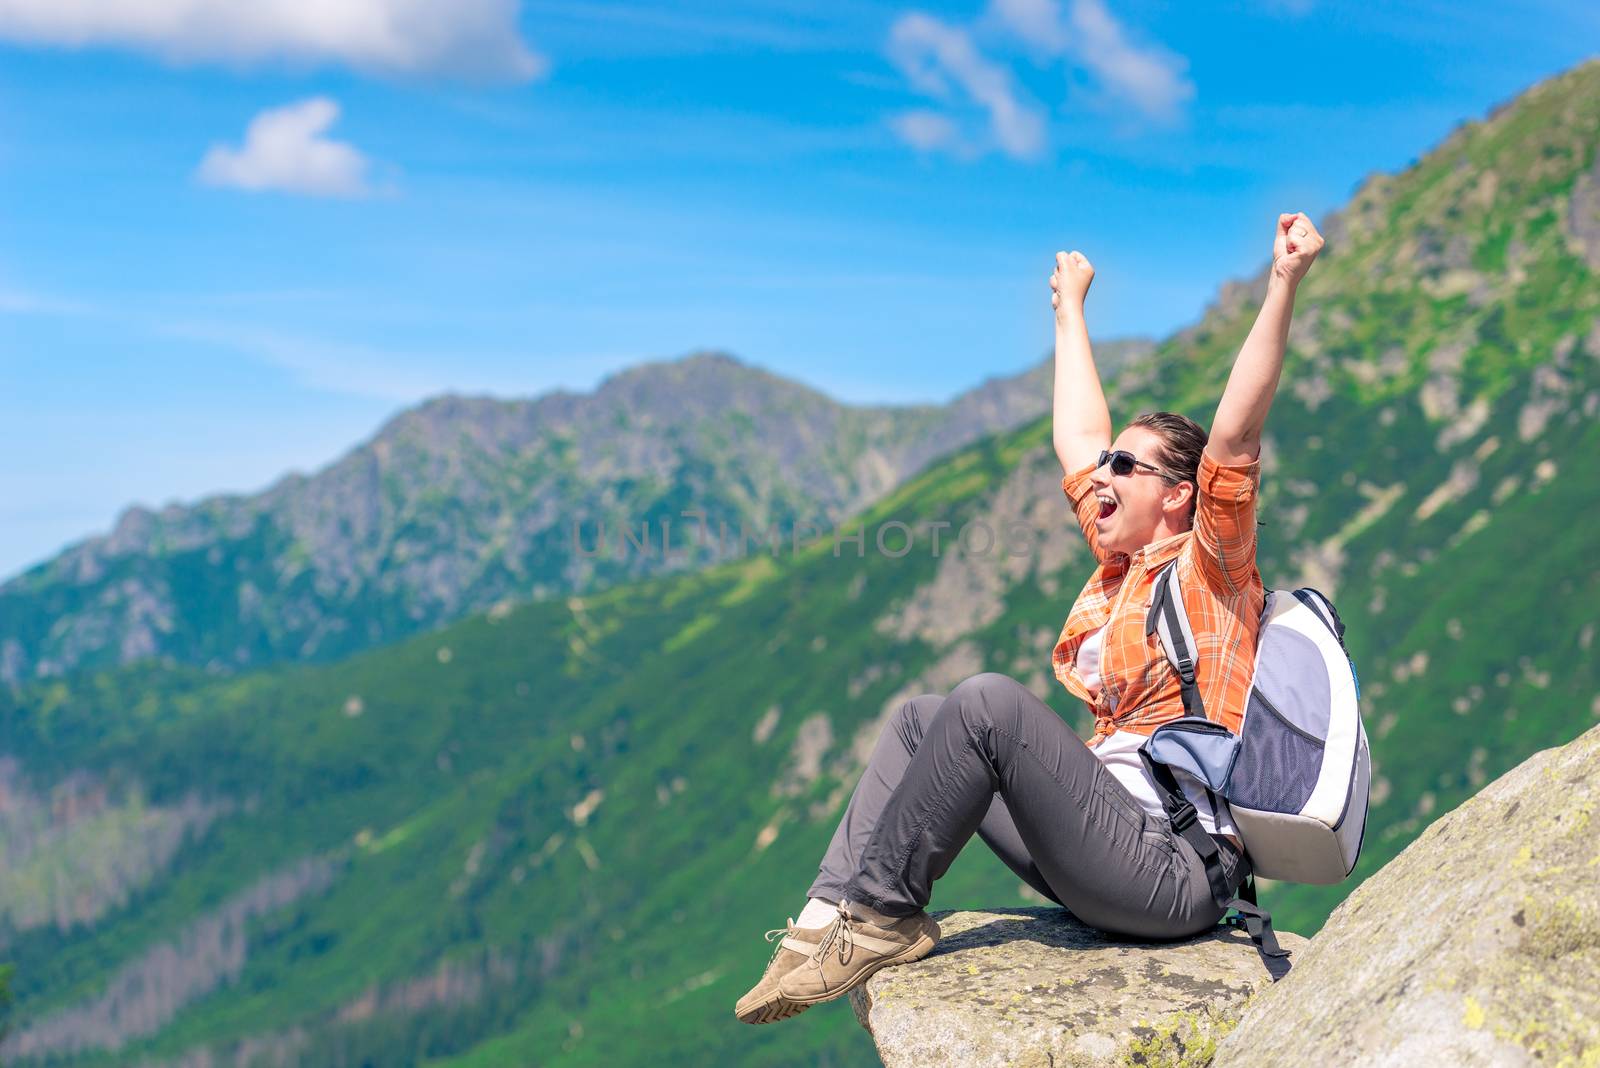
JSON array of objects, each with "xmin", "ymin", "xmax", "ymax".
[{"xmin": 736, "ymin": 213, "xmax": 1325, "ymax": 1024}]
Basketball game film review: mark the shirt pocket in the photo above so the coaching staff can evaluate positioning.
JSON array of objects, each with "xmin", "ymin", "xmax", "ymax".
[{"xmin": 1101, "ymin": 596, "xmax": 1152, "ymax": 680}]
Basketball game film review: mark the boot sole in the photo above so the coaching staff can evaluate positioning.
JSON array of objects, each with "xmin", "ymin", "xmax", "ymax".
[
  {"xmin": 780, "ymin": 930, "xmax": 939, "ymax": 1007},
  {"xmin": 736, "ymin": 991, "xmax": 812, "ymax": 1025}
]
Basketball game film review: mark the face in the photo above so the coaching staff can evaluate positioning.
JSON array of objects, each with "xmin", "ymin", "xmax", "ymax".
[{"xmin": 1087, "ymin": 425, "xmax": 1195, "ymax": 555}]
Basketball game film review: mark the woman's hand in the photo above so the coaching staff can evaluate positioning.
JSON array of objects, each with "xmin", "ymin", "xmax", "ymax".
[
  {"xmin": 1050, "ymin": 250, "xmax": 1094, "ymax": 323},
  {"xmin": 1270, "ymin": 212, "xmax": 1324, "ymax": 288}
]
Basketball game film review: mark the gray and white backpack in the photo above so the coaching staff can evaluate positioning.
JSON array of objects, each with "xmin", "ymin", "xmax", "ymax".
[{"xmin": 1139, "ymin": 560, "xmax": 1371, "ymax": 960}]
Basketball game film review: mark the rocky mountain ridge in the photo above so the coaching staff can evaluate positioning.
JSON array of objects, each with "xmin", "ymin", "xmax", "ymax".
[{"xmin": 0, "ymin": 342, "xmax": 1150, "ymax": 684}]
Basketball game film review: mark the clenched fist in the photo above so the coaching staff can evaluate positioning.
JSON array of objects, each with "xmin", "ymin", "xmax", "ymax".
[
  {"xmin": 1272, "ymin": 212, "xmax": 1324, "ymax": 287},
  {"xmin": 1050, "ymin": 250, "xmax": 1094, "ymax": 322}
]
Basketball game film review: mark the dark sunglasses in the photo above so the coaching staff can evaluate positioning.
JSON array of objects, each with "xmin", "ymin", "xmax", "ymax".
[
  {"xmin": 1093, "ymin": 448, "xmax": 1268, "ymax": 526},
  {"xmin": 1097, "ymin": 449, "xmax": 1179, "ymax": 482}
]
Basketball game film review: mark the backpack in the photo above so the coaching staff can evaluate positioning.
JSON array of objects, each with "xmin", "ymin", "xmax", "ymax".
[{"xmin": 1139, "ymin": 559, "xmax": 1371, "ymax": 962}]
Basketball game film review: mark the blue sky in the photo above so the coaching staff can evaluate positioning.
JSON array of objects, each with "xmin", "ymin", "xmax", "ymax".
[{"xmin": 0, "ymin": 0, "xmax": 1595, "ymax": 581}]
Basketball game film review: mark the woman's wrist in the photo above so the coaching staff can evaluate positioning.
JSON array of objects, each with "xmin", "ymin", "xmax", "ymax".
[{"xmin": 1054, "ymin": 302, "xmax": 1087, "ymax": 330}]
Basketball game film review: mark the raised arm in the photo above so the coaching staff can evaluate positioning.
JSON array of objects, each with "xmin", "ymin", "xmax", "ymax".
[
  {"xmin": 1050, "ymin": 251, "xmax": 1125, "ymax": 567},
  {"xmin": 1206, "ymin": 213, "xmax": 1324, "ymax": 466},
  {"xmin": 1050, "ymin": 250, "xmax": 1112, "ymax": 475}
]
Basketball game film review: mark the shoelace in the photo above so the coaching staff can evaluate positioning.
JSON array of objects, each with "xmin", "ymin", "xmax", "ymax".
[
  {"xmin": 814, "ymin": 900, "xmax": 857, "ymax": 966},
  {"xmin": 762, "ymin": 922, "xmax": 794, "ymax": 969}
]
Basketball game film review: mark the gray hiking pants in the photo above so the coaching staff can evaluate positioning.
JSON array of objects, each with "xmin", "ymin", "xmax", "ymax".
[{"xmin": 808, "ymin": 672, "xmax": 1247, "ymax": 940}]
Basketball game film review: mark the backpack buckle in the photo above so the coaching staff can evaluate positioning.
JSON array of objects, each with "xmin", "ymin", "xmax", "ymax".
[{"xmin": 1169, "ymin": 800, "xmax": 1198, "ymax": 834}]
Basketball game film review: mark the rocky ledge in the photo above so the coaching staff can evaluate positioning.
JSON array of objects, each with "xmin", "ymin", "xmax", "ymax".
[
  {"xmin": 849, "ymin": 907, "xmax": 1306, "ymax": 1067},
  {"xmin": 851, "ymin": 724, "xmax": 1600, "ymax": 1067}
]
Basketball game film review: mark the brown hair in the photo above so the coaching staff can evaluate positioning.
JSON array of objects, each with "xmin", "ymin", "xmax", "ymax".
[{"xmin": 1128, "ymin": 411, "xmax": 1208, "ymax": 525}]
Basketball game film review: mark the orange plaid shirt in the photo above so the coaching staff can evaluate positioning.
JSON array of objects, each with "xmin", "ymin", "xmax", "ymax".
[{"xmin": 1052, "ymin": 451, "xmax": 1265, "ymax": 746}]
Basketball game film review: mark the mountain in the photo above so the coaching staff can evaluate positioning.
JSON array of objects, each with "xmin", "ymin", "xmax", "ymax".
[
  {"xmin": 2, "ymin": 57, "xmax": 1600, "ymax": 1068},
  {"xmin": 0, "ymin": 342, "xmax": 1151, "ymax": 687}
]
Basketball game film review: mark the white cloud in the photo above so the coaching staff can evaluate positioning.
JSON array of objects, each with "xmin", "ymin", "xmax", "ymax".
[
  {"xmin": 0, "ymin": 0, "xmax": 545, "ymax": 81},
  {"xmin": 987, "ymin": 0, "xmax": 1067, "ymax": 52},
  {"xmin": 887, "ymin": 12, "xmax": 1045, "ymax": 159},
  {"xmin": 989, "ymin": 0, "xmax": 1193, "ymax": 122},
  {"xmin": 889, "ymin": 109, "xmax": 961, "ymax": 153},
  {"xmin": 163, "ymin": 320, "xmax": 456, "ymax": 401},
  {"xmin": 1066, "ymin": 0, "xmax": 1192, "ymax": 121},
  {"xmin": 0, "ymin": 287, "xmax": 92, "ymax": 315},
  {"xmin": 197, "ymin": 98, "xmax": 373, "ymax": 198},
  {"xmin": 162, "ymin": 319, "xmax": 581, "ymax": 403}
]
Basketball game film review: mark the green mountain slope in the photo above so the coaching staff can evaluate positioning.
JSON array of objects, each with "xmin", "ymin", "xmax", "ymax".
[
  {"xmin": 0, "ymin": 344, "xmax": 1150, "ymax": 688},
  {"xmin": 2, "ymin": 59, "xmax": 1600, "ymax": 1067}
]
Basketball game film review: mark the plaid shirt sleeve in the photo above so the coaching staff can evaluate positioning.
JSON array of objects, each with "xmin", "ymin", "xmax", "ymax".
[
  {"xmin": 1190, "ymin": 450, "xmax": 1261, "ymax": 596},
  {"xmin": 1061, "ymin": 460, "xmax": 1129, "ymax": 569}
]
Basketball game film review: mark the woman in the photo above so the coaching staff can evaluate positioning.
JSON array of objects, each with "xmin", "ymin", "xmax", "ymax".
[{"xmin": 736, "ymin": 212, "xmax": 1325, "ymax": 1025}]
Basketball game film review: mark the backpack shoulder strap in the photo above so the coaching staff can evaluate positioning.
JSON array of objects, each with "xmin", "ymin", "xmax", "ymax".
[
  {"xmin": 1138, "ymin": 743, "xmax": 1289, "ymax": 962},
  {"xmin": 1144, "ymin": 560, "xmax": 1207, "ymax": 721}
]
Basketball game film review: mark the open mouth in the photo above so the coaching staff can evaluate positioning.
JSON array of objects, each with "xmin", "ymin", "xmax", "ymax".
[{"xmin": 1097, "ymin": 496, "xmax": 1118, "ymax": 521}]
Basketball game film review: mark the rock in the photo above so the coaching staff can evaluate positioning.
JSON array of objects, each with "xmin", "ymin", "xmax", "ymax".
[
  {"xmin": 849, "ymin": 907, "xmax": 1307, "ymax": 1067},
  {"xmin": 1215, "ymin": 723, "xmax": 1600, "ymax": 1067}
]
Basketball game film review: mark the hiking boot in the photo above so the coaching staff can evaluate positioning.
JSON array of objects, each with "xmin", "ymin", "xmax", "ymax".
[
  {"xmin": 734, "ymin": 920, "xmax": 827, "ymax": 1024},
  {"xmin": 775, "ymin": 901, "xmax": 940, "ymax": 1006}
]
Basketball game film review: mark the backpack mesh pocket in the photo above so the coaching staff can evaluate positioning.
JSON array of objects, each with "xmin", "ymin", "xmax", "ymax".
[{"xmin": 1229, "ymin": 687, "xmax": 1323, "ymax": 812}]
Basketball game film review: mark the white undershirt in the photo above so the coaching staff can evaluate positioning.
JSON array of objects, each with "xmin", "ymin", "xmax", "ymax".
[{"xmin": 1076, "ymin": 626, "xmax": 1238, "ymax": 839}]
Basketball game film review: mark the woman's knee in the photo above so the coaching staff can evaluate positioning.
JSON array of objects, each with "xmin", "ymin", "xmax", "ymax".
[
  {"xmin": 890, "ymin": 693, "xmax": 943, "ymax": 748},
  {"xmin": 945, "ymin": 672, "xmax": 1038, "ymax": 729}
]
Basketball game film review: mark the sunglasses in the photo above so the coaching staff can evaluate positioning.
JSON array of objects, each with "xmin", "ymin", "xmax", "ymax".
[
  {"xmin": 1092, "ymin": 449, "xmax": 1269, "ymax": 526},
  {"xmin": 1097, "ymin": 449, "xmax": 1180, "ymax": 482}
]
